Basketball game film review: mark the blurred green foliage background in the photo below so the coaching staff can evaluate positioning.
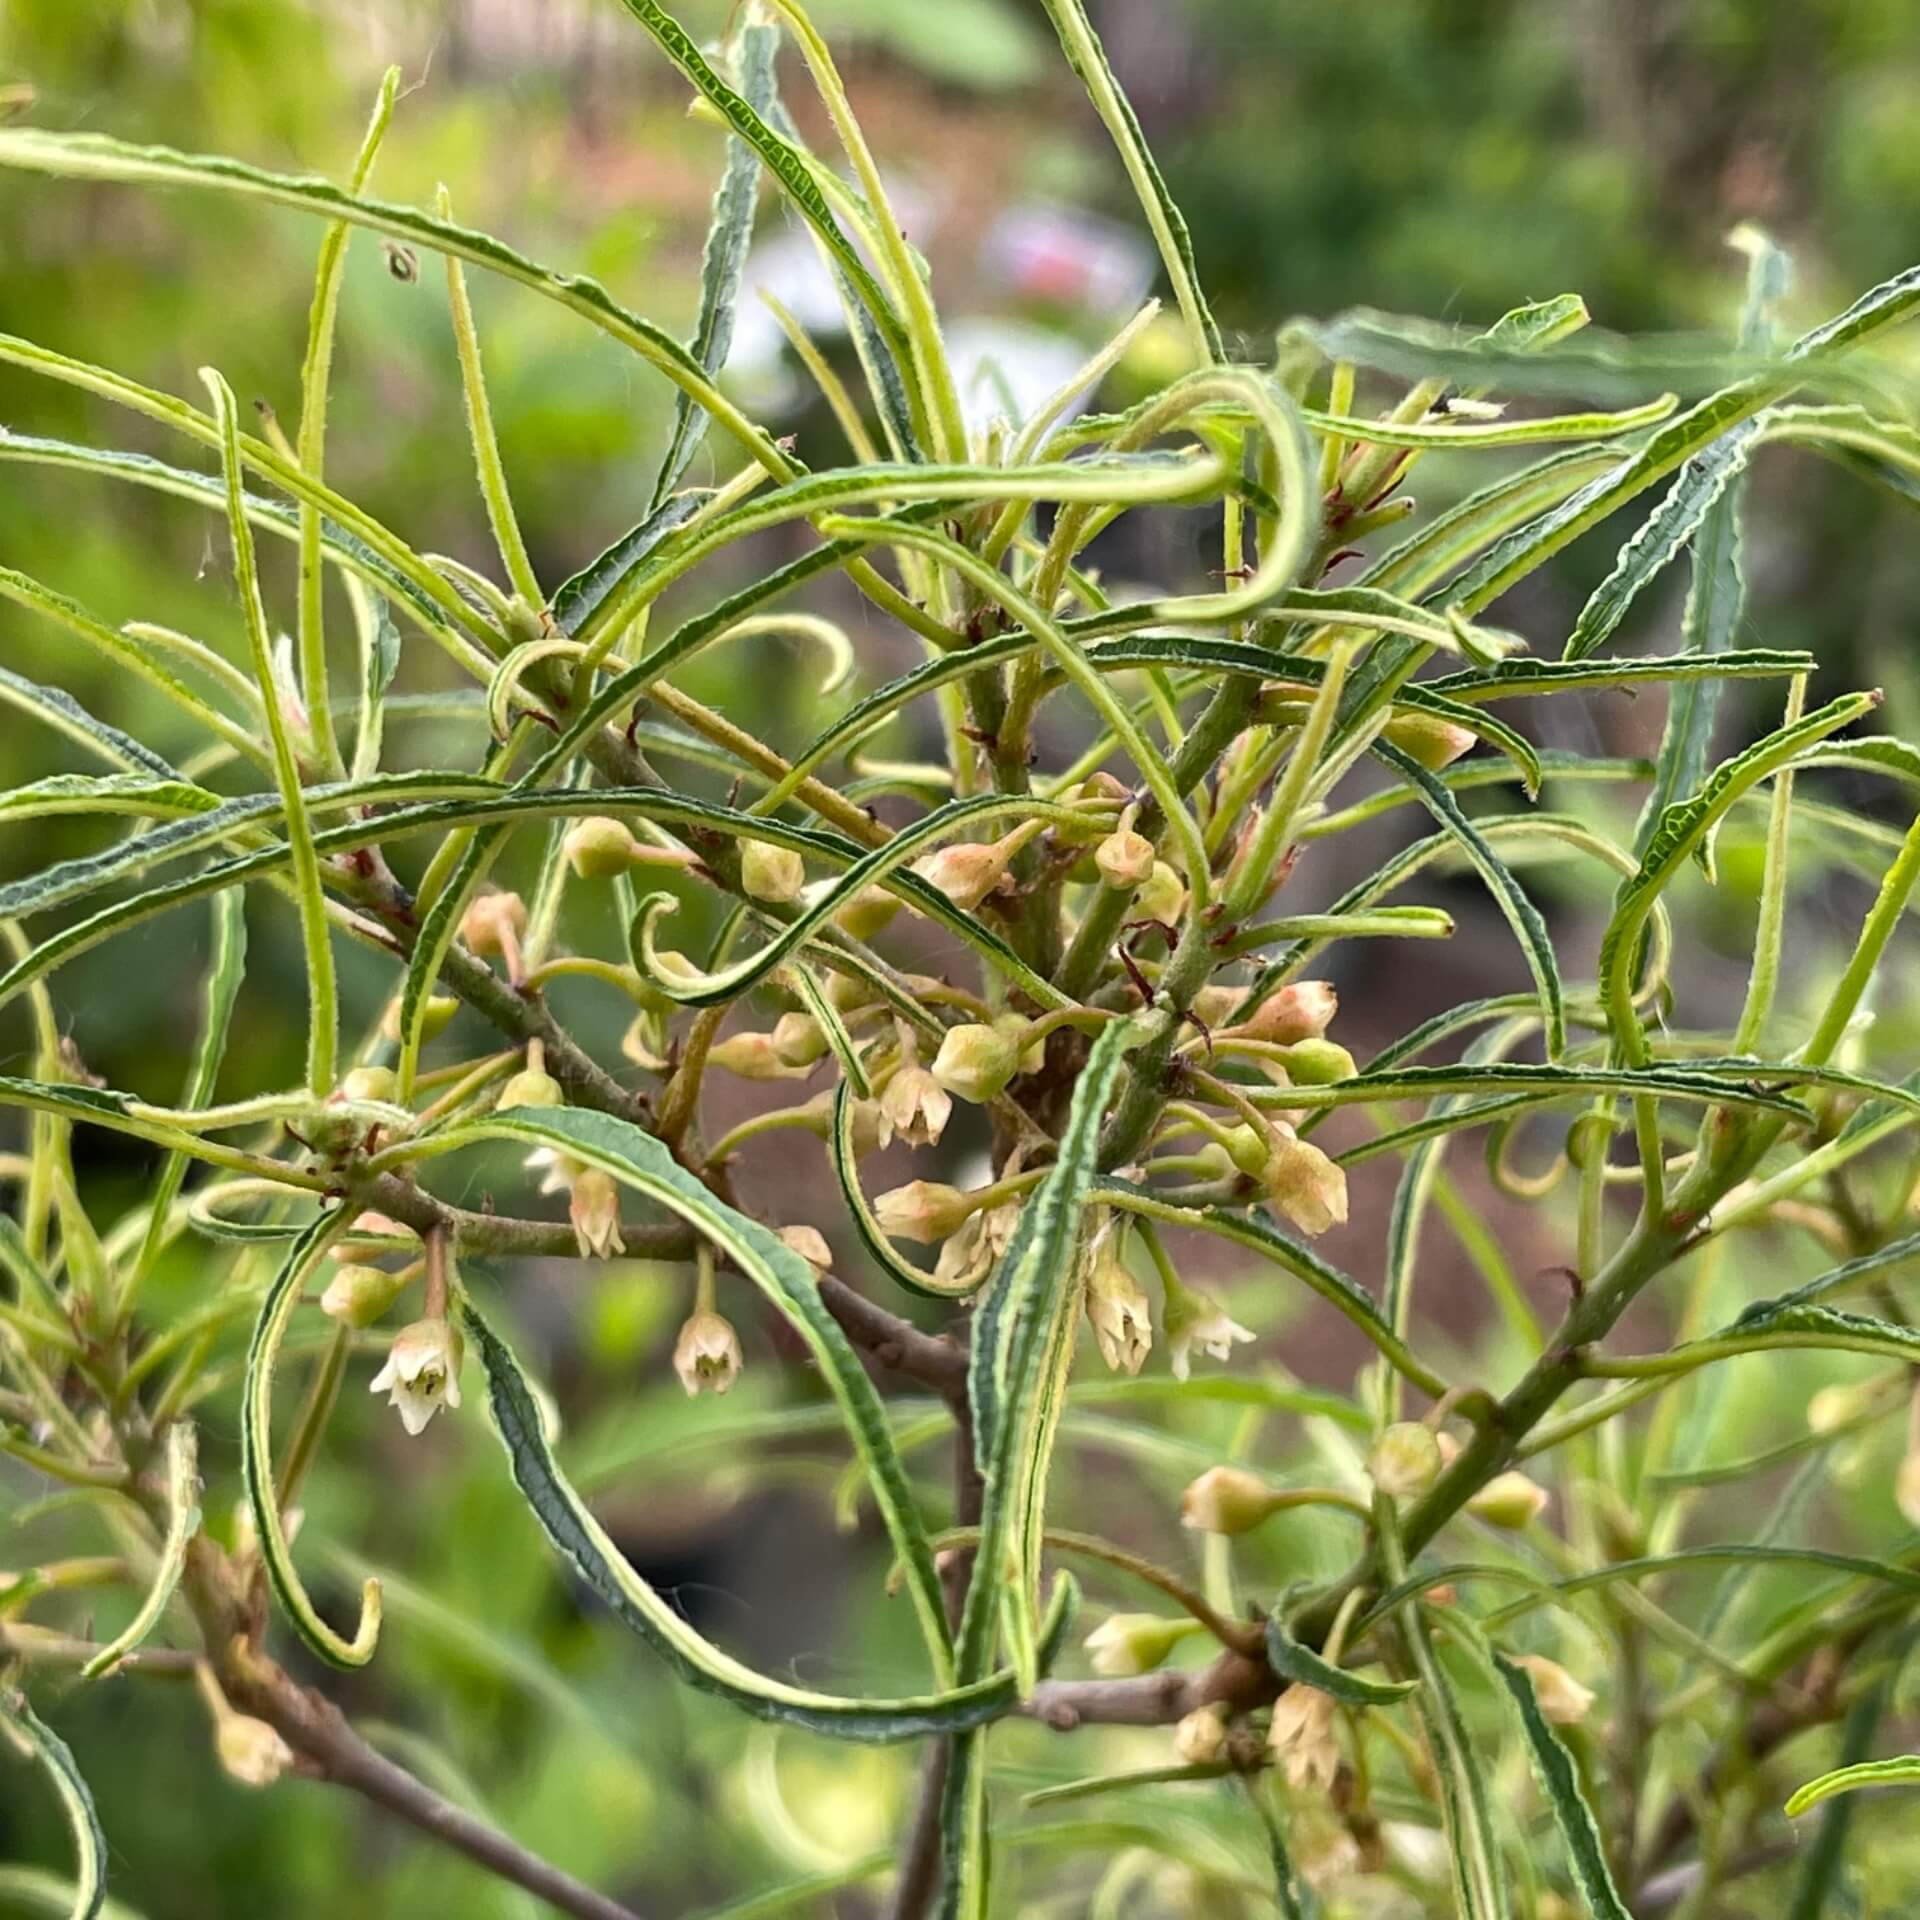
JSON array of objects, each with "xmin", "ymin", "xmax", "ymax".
[{"xmin": 5, "ymin": 2, "xmax": 1920, "ymax": 1914}]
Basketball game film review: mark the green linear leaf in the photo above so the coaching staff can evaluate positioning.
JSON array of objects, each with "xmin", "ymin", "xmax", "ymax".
[
  {"xmin": 1560, "ymin": 422, "xmax": 1758, "ymax": 662},
  {"xmin": 0, "ymin": 129, "xmax": 794, "ymax": 478},
  {"xmin": 1429, "ymin": 647, "xmax": 1811, "ymax": 704},
  {"xmin": 1375, "ymin": 741, "xmax": 1564, "ymax": 1057},
  {"xmin": 961, "ymin": 1021, "xmax": 1141, "ymax": 1697},
  {"xmin": 550, "ymin": 493, "xmax": 708, "ymax": 639},
  {"xmin": 0, "ymin": 773, "xmax": 219, "ymax": 824},
  {"xmin": 0, "ymin": 666, "xmax": 179, "ymax": 781},
  {"xmin": 80, "ymin": 1421, "xmax": 199, "ymax": 1679},
  {"xmin": 474, "ymin": 1104, "xmax": 953, "ymax": 1673},
  {"xmin": 241, "ymin": 1214, "xmax": 382, "ymax": 1667},
  {"xmin": 0, "ymin": 1689, "xmax": 107, "ymax": 1920},
  {"xmin": 130, "ymin": 892, "xmax": 247, "ymax": 1291},
  {"xmin": 1599, "ymin": 692, "xmax": 1876, "ymax": 1046},
  {"xmin": 652, "ymin": 20, "xmax": 777, "ymax": 505},
  {"xmin": 1265, "ymin": 1607, "xmax": 1416, "ymax": 1705},
  {"xmin": 1786, "ymin": 1754, "xmax": 1920, "ymax": 1819},
  {"xmin": 1492, "ymin": 1651, "xmax": 1631, "ymax": 1920},
  {"xmin": 606, "ymin": 0, "xmax": 906, "ymax": 362}
]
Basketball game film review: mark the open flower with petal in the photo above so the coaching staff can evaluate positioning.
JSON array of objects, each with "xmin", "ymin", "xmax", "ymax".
[
  {"xmin": 879, "ymin": 1061, "xmax": 952, "ymax": 1149},
  {"xmin": 1163, "ymin": 1277, "xmax": 1254, "ymax": 1381},
  {"xmin": 569, "ymin": 1168, "xmax": 626, "ymax": 1259},
  {"xmin": 368, "ymin": 1317, "xmax": 464, "ymax": 1436},
  {"xmin": 932, "ymin": 1199, "xmax": 1018, "ymax": 1292},
  {"xmin": 673, "ymin": 1309, "xmax": 743, "ymax": 1396},
  {"xmin": 1084, "ymin": 1232, "xmax": 1152, "ymax": 1374},
  {"xmin": 1263, "ymin": 1124, "xmax": 1348, "ymax": 1237},
  {"xmin": 1269, "ymin": 1683, "xmax": 1339, "ymax": 1791}
]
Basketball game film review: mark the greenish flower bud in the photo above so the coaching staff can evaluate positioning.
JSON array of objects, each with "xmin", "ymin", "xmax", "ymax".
[
  {"xmin": 498, "ymin": 1067, "xmax": 564, "ymax": 1110},
  {"xmin": 1368, "ymin": 1421, "xmax": 1442, "ymax": 1498},
  {"xmin": 1468, "ymin": 1469, "xmax": 1550, "ymax": 1529},
  {"xmin": 1084, "ymin": 1611, "xmax": 1203, "ymax": 1676},
  {"xmin": 1179, "ymin": 1464, "xmax": 1280, "ymax": 1535},
  {"xmin": 833, "ymin": 883, "xmax": 900, "ymax": 941},
  {"xmin": 320, "ymin": 1262, "xmax": 411, "ymax": 1329},
  {"xmin": 1094, "ymin": 827, "xmax": 1156, "ymax": 890},
  {"xmin": 741, "ymin": 840, "xmax": 805, "ymax": 905},
  {"xmin": 1134, "ymin": 860, "xmax": 1186, "ymax": 924},
  {"xmin": 564, "ymin": 815, "xmax": 643, "ymax": 879},
  {"xmin": 930, "ymin": 1023, "xmax": 1021, "ymax": 1103},
  {"xmin": 339, "ymin": 1065, "xmax": 398, "ymax": 1105},
  {"xmin": 872, "ymin": 1180, "xmax": 977, "ymax": 1244},
  {"xmin": 1272, "ymin": 1037, "xmax": 1357, "ymax": 1086},
  {"xmin": 382, "ymin": 994, "xmax": 458, "ymax": 1044},
  {"xmin": 771, "ymin": 1011, "xmax": 829, "ymax": 1068}
]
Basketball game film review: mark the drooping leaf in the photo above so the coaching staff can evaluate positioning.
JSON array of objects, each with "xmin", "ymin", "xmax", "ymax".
[
  {"xmin": 0, "ymin": 1689, "xmax": 108, "ymax": 1920},
  {"xmin": 81, "ymin": 1422, "xmax": 200, "ymax": 1679},
  {"xmin": 1492, "ymin": 1651, "xmax": 1632, "ymax": 1920}
]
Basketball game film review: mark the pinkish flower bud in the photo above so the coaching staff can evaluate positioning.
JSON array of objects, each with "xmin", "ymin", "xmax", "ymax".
[
  {"xmin": 707, "ymin": 1032, "xmax": 810, "ymax": 1081},
  {"xmin": 776, "ymin": 1225, "xmax": 833, "ymax": 1273},
  {"xmin": 1384, "ymin": 710, "xmax": 1477, "ymax": 772},
  {"xmin": 1233, "ymin": 981, "xmax": 1338, "ymax": 1045},
  {"xmin": 460, "ymin": 889, "xmax": 527, "ymax": 959},
  {"xmin": 1269, "ymin": 1684, "xmax": 1339, "ymax": 1791},
  {"xmin": 872, "ymin": 1180, "xmax": 977, "ymax": 1245},
  {"xmin": 1512, "ymin": 1654, "xmax": 1594, "ymax": 1726}
]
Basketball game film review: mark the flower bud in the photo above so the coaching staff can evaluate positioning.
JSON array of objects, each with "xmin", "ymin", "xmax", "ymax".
[
  {"xmin": 1084, "ymin": 1234, "xmax": 1152, "ymax": 1375},
  {"xmin": 1083, "ymin": 1611, "xmax": 1202, "ymax": 1677},
  {"xmin": 708, "ymin": 1032, "xmax": 810, "ymax": 1081},
  {"xmin": 1173, "ymin": 1703, "xmax": 1229, "ymax": 1766},
  {"xmin": 1232, "ymin": 981, "xmax": 1338, "ymax": 1045},
  {"xmin": 833, "ymin": 883, "xmax": 900, "ymax": 941},
  {"xmin": 776, "ymin": 1225, "xmax": 833, "ymax": 1273},
  {"xmin": 460, "ymin": 889, "xmax": 527, "ymax": 958},
  {"xmin": 1262, "ymin": 1126, "xmax": 1348, "ymax": 1237},
  {"xmin": 1468, "ymin": 1470, "xmax": 1550, "ymax": 1529},
  {"xmin": 1271, "ymin": 1038, "xmax": 1357, "ymax": 1086},
  {"xmin": 825, "ymin": 969, "xmax": 878, "ymax": 1014},
  {"xmin": 1268, "ymin": 1684, "xmax": 1339, "ymax": 1791},
  {"xmin": 741, "ymin": 840, "xmax": 805, "ymax": 905},
  {"xmin": 1368, "ymin": 1422, "xmax": 1443, "ymax": 1499},
  {"xmin": 564, "ymin": 816, "xmax": 643, "ymax": 879},
  {"xmin": 334, "ymin": 1211, "xmax": 415, "ymax": 1261},
  {"xmin": 770, "ymin": 1011, "xmax": 829, "ymax": 1068},
  {"xmin": 1094, "ymin": 827, "xmax": 1156, "ymax": 891},
  {"xmin": 1384, "ymin": 710, "xmax": 1477, "ymax": 773},
  {"xmin": 673, "ymin": 1308, "xmax": 743, "ymax": 1396},
  {"xmin": 1052, "ymin": 772, "xmax": 1131, "ymax": 847},
  {"xmin": 1134, "ymin": 860, "xmax": 1186, "ymax": 924},
  {"xmin": 913, "ymin": 824, "xmax": 1040, "ymax": 913},
  {"xmin": 382, "ymin": 994, "xmax": 458, "ymax": 1044},
  {"xmin": 498, "ymin": 1066, "xmax": 564, "ymax": 1110},
  {"xmin": 879, "ymin": 1062, "xmax": 952, "ymax": 1149},
  {"xmin": 872, "ymin": 1180, "xmax": 977, "ymax": 1245},
  {"xmin": 569, "ymin": 1169, "xmax": 626, "ymax": 1259},
  {"xmin": 797, "ymin": 1090, "xmax": 885, "ymax": 1155},
  {"xmin": 1512, "ymin": 1654, "xmax": 1594, "ymax": 1726},
  {"xmin": 930, "ymin": 1024, "xmax": 1021, "ymax": 1104},
  {"xmin": 321, "ymin": 1262, "xmax": 411, "ymax": 1329},
  {"xmin": 339, "ymin": 1065, "xmax": 398, "ymax": 1105},
  {"xmin": 1179, "ymin": 1464, "xmax": 1279, "ymax": 1535},
  {"xmin": 1808, "ymin": 1380, "xmax": 1879, "ymax": 1433},
  {"xmin": 1191, "ymin": 985, "xmax": 1248, "ymax": 1028},
  {"xmin": 368, "ymin": 1317, "xmax": 464, "ymax": 1436},
  {"xmin": 621, "ymin": 1009, "xmax": 671, "ymax": 1071},
  {"xmin": 215, "ymin": 1711, "xmax": 296, "ymax": 1789}
]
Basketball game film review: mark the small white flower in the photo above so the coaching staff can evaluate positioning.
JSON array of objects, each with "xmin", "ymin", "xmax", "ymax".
[
  {"xmin": 524, "ymin": 1146, "xmax": 582, "ymax": 1197},
  {"xmin": 1164, "ymin": 1281, "xmax": 1254, "ymax": 1382},
  {"xmin": 932, "ymin": 1199, "xmax": 1018, "ymax": 1292},
  {"xmin": 878, "ymin": 1062, "xmax": 953, "ymax": 1149},
  {"xmin": 1084, "ymin": 1230, "xmax": 1152, "ymax": 1375},
  {"xmin": 368, "ymin": 1318, "xmax": 464, "ymax": 1437}
]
